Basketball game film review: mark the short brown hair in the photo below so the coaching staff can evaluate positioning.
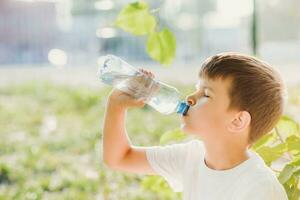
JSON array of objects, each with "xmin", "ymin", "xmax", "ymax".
[{"xmin": 199, "ymin": 52, "xmax": 287, "ymax": 144}]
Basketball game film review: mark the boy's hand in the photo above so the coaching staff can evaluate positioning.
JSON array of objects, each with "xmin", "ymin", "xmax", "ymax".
[
  {"xmin": 108, "ymin": 89, "xmax": 146, "ymax": 109},
  {"xmin": 107, "ymin": 68, "xmax": 155, "ymax": 110}
]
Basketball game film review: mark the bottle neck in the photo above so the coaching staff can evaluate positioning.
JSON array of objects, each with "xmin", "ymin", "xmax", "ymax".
[{"xmin": 176, "ymin": 101, "xmax": 190, "ymax": 116}]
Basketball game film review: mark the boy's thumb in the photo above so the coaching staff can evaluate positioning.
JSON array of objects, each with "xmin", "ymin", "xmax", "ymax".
[{"xmin": 136, "ymin": 97, "xmax": 147, "ymax": 107}]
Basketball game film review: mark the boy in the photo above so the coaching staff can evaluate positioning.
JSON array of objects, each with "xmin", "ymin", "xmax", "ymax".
[{"xmin": 102, "ymin": 52, "xmax": 288, "ymax": 199}]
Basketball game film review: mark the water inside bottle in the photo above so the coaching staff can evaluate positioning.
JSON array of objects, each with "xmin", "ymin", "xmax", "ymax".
[
  {"xmin": 147, "ymin": 83, "xmax": 181, "ymax": 114},
  {"xmin": 100, "ymin": 71, "xmax": 134, "ymax": 86}
]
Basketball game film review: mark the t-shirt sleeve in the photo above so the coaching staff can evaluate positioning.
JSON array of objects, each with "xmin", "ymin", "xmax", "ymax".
[{"xmin": 145, "ymin": 140, "xmax": 196, "ymax": 192}]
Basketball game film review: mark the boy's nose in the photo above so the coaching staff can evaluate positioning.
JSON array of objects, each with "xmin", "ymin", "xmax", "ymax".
[{"xmin": 186, "ymin": 95, "xmax": 197, "ymax": 106}]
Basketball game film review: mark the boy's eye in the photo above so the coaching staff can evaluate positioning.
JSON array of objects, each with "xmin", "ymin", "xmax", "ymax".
[
  {"xmin": 203, "ymin": 90, "xmax": 210, "ymax": 98},
  {"xmin": 199, "ymin": 92, "xmax": 209, "ymax": 98}
]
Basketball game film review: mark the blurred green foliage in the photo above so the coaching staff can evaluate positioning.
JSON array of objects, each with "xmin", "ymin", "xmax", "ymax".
[
  {"xmin": 115, "ymin": 1, "xmax": 176, "ymax": 65},
  {"xmin": 0, "ymin": 81, "xmax": 192, "ymax": 199}
]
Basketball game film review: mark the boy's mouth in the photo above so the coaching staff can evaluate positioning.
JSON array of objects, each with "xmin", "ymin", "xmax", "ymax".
[
  {"xmin": 182, "ymin": 112, "xmax": 189, "ymax": 118},
  {"xmin": 182, "ymin": 105, "xmax": 190, "ymax": 116}
]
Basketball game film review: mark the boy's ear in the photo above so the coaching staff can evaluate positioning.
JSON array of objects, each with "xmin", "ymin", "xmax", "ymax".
[{"xmin": 227, "ymin": 111, "xmax": 251, "ymax": 133}]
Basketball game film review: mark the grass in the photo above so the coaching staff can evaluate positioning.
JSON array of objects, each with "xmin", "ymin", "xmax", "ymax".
[{"xmin": 0, "ymin": 81, "xmax": 194, "ymax": 200}]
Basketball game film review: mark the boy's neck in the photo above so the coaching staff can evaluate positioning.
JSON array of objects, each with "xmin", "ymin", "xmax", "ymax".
[{"xmin": 203, "ymin": 141, "xmax": 250, "ymax": 171}]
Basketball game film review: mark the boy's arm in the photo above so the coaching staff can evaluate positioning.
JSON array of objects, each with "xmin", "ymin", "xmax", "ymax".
[
  {"xmin": 102, "ymin": 89, "xmax": 156, "ymax": 175},
  {"xmin": 102, "ymin": 87, "xmax": 191, "ymax": 192}
]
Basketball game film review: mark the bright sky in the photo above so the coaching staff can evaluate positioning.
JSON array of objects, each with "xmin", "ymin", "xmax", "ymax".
[
  {"xmin": 203, "ymin": 0, "xmax": 254, "ymax": 28},
  {"xmin": 217, "ymin": 0, "xmax": 253, "ymax": 17}
]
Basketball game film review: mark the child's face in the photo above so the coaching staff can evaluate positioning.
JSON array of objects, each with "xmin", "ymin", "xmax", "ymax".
[{"xmin": 181, "ymin": 77, "xmax": 236, "ymax": 141}]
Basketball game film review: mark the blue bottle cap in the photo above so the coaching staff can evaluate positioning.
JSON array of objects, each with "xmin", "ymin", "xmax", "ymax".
[{"xmin": 176, "ymin": 101, "xmax": 190, "ymax": 116}]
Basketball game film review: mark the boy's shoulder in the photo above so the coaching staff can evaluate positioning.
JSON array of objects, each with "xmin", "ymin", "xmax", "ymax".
[
  {"xmin": 241, "ymin": 161, "xmax": 287, "ymax": 199},
  {"xmin": 237, "ymin": 151, "xmax": 287, "ymax": 197}
]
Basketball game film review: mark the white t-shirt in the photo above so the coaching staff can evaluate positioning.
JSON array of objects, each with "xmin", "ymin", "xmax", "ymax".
[{"xmin": 145, "ymin": 139, "xmax": 288, "ymax": 200}]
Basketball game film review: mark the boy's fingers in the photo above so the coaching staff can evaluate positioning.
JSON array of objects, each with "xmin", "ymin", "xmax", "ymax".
[
  {"xmin": 137, "ymin": 68, "xmax": 152, "ymax": 88},
  {"xmin": 137, "ymin": 97, "xmax": 147, "ymax": 103},
  {"xmin": 147, "ymin": 71, "xmax": 155, "ymax": 79},
  {"xmin": 138, "ymin": 101, "xmax": 146, "ymax": 107},
  {"xmin": 148, "ymin": 71, "xmax": 154, "ymax": 78},
  {"xmin": 138, "ymin": 68, "xmax": 146, "ymax": 74},
  {"xmin": 139, "ymin": 68, "xmax": 155, "ymax": 79},
  {"xmin": 132, "ymin": 98, "xmax": 146, "ymax": 107}
]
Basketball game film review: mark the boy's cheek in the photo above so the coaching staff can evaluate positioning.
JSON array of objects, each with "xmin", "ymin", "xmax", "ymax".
[
  {"xmin": 185, "ymin": 106, "xmax": 216, "ymax": 132},
  {"xmin": 184, "ymin": 109, "xmax": 207, "ymax": 128},
  {"xmin": 189, "ymin": 103, "xmax": 208, "ymax": 117}
]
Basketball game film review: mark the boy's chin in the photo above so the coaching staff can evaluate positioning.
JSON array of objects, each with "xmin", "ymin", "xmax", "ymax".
[
  {"xmin": 180, "ymin": 123, "xmax": 203, "ymax": 137},
  {"xmin": 180, "ymin": 123, "xmax": 194, "ymax": 135}
]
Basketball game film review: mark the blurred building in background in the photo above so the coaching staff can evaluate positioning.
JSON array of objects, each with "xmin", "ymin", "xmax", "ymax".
[
  {"xmin": 0, "ymin": 0, "xmax": 59, "ymax": 64},
  {"xmin": 0, "ymin": 0, "xmax": 300, "ymax": 67}
]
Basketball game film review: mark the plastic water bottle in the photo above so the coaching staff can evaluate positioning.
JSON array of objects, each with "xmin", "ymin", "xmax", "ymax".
[{"xmin": 97, "ymin": 55, "xmax": 190, "ymax": 115}]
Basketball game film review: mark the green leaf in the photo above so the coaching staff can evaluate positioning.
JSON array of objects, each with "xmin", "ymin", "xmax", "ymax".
[
  {"xmin": 255, "ymin": 143, "xmax": 287, "ymax": 166},
  {"xmin": 284, "ymin": 176, "xmax": 300, "ymax": 200},
  {"xmin": 252, "ymin": 131, "xmax": 276, "ymax": 151},
  {"xmin": 141, "ymin": 176, "xmax": 180, "ymax": 199},
  {"xmin": 159, "ymin": 128, "xmax": 187, "ymax": 145},
  {"xmin": 146, "ymin": 28, "xmax": 176, "ymax": 65},
  {"xmin": 276, "ymin": 115, "xmax": 300, "ymax": 140},
  {"xmin": 291, "ymin": 190, "xmax": 300, "ymax": 200},
  {"xmin": 288, "ymin": 185, "xmax": 300, "ymax": 200},
  {"xmin": 287, "ymin": 157, "xmax": 300, "ymax": 168},
  {"xmin": 286, "ymin": 135, "xmax": 300, "ymax": 155},
  {"xmin": 278, "ymin": 164, "xmax": 299, "ymax": 184},
  {"xmin": 115, "ymin": 1, "xmax": 156, "ymax": 35}
]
